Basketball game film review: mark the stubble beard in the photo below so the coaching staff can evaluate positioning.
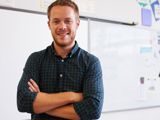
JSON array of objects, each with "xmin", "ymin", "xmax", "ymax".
[{"xmin": 53, "ymin": 36, "xmax": 75, "ymax": 48}]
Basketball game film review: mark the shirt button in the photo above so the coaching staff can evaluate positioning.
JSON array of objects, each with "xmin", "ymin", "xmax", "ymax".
[
  {"xmin": 60, "ymin": 74, "xmax": 63, "ymax": 78},
  {"xmin": 61, "ymin": 59, "xmax": 64, "ymax": 62}
]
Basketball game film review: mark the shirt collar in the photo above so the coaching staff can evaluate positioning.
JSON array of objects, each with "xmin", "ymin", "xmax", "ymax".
[{"xmin": 51, "ymin": 41, "xmax": 79, "ymax": 58}]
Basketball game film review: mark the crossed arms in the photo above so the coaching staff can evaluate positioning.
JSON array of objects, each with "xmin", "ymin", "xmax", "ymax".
[{"xmin": 28, "ymin": 79, "xmax": 82, "ymax": 119}]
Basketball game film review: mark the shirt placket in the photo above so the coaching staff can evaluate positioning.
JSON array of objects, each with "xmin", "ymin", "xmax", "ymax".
[{"xmin": 58, "ymin": 58, "xmax": 65, "ymax": 91}]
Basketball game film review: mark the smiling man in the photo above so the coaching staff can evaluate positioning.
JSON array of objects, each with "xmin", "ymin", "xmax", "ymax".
[{"xmin": 17, "ymin": 0, "xmax": 104, "ymax": 119}]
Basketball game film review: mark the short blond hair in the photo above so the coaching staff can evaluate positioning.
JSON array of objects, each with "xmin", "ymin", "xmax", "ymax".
[{"xmin": 47, "ymin": 0, "xmax": 79, "ymax": 19}]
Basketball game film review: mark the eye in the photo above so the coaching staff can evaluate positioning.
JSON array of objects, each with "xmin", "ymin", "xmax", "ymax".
[
  {"xmin": 65, "ymin": 20, "xmax": 72, "ymax": 24},
  {"xmin": 51, "ymin": 20, "xmax": 60, "ymax": 24}
]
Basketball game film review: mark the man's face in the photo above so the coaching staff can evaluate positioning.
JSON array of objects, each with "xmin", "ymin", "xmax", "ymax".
[{"xmin": 48, "ymin": 6, "xmax": 80, "ymax": 48}]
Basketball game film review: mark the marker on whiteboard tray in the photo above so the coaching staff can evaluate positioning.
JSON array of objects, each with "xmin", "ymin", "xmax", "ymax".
[{"xmin": 139, "ymin": 77, "xmax": 146, "ymax": 101}]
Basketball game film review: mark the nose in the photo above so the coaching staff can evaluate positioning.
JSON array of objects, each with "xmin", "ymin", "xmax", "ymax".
[{"xmin": 59, "ymin": 22, "xmax": 67, "ymax": 30}]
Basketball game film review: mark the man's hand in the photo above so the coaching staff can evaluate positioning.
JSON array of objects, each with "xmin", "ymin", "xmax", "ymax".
[{"xmin": 28, "ymin": 79, "xmax": 40, "ymax": 92}]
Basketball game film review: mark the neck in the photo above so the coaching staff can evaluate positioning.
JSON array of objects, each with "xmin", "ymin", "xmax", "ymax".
[{"xmin": 53, "ymin": 42, "xmax": 75, "ymax": 59}]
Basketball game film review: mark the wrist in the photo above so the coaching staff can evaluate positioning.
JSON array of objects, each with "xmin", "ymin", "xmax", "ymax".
[{"xmin": 67, "ymin": 92, "xmax": 75, "ymax": 102}]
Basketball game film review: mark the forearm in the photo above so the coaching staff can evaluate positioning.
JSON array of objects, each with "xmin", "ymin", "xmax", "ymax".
[
  {"xmin": 33, "ymin": 92, "xmax": 75, "ymax": 114},
  {"xmin": 33, "ymin": 91, "xmax": 82, "ymax": 114},
  {"xmin": 46, "ymin": 104, "xmax": 80, "ymax": 120}
]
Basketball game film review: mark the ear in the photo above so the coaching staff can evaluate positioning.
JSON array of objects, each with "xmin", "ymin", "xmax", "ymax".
[
  {"xmin": 48, "ymin": 20, "xmax": 51, "ymax": 30},
  {"xmin": 76, "ymin": 18, "xmax": 80, "ymax": 28}
]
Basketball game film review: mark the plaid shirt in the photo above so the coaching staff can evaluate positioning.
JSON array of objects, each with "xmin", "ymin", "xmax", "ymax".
[{"xmin": 17, "ymin": 42, "xmax": 104, "ymax": 120}]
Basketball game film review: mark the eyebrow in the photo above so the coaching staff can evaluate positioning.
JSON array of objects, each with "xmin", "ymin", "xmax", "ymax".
[{"xmin": 50, "ymin": 17, "xmax": 74, "ymax": 21}]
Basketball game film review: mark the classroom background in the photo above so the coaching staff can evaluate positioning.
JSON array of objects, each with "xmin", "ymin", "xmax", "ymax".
[{"xmin": 0, "ymin": 0, "xmax": 160, "ymax": 120}]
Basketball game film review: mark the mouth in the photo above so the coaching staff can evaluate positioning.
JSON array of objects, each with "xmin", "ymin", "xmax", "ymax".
[{"xmin": 57, "ymin": 32, "xmax": 69, "ymax": 37}]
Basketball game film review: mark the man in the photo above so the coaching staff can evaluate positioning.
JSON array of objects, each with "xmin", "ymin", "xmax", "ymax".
[{"xmin": 17, "ymin": 0, "xmax": 104, "ymax": 119}]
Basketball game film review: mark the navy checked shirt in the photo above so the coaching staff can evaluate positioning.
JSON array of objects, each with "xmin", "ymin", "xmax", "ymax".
[{"xmin": 17, "ymin": 42, "xmax": 104, "ymax": 120}]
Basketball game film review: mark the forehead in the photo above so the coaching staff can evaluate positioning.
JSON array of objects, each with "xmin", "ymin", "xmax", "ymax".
[{"xmin": 50, "ymin": 6, "xmax": 76, "ymax": 18}]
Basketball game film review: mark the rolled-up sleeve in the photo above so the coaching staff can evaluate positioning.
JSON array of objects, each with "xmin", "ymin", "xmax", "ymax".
[
  {"xmin": 17, "ymin": 53, "xmax": 40, "ymax": 113},
  {"xmin": 73, "ymin": 59, "xmax": 104, "ymax": 120}
]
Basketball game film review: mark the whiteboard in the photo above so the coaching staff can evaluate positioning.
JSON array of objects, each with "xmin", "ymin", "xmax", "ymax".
[
  {"xmin": 0, "ymin": 8, "xmax": 88, "ymax": 120},
  {"xmin": 89, "ymin": 20, "xmax": 160, "ymax": 112},
  {"xmin": 0, "ymin": 0, "xmax": 140, "ymax": 24}
]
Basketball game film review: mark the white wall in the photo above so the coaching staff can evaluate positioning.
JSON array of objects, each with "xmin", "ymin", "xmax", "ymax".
[{"xmin": 100, "ymin": 107, "xmax": 160, "ymax": 120}]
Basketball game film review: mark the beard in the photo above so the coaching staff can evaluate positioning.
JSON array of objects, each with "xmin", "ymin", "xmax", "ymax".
[{"xmin": 52, "ymin": 35, "xmax": 75, "ymax": 48}]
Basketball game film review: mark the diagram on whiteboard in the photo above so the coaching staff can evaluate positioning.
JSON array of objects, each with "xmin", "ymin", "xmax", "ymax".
[{"xmin": 90, "ymin": 21, "xmax": 160, "ymax": 112}]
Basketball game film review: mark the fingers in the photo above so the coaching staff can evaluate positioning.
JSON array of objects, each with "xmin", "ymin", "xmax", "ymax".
[
  {"xmin": 30, "ymin": 79, "xmax": 40, "ymax": 92},
  {"xmin": 28, "ymin": 79, "xmax": 40, "ymax": 92},
  {"xmin": 29, "ymin": 86, "xmax": 34, "ymax": 92},
  {"xmin": 28, "ymin": 81, "xmax": 37, "ymax": 92}
]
